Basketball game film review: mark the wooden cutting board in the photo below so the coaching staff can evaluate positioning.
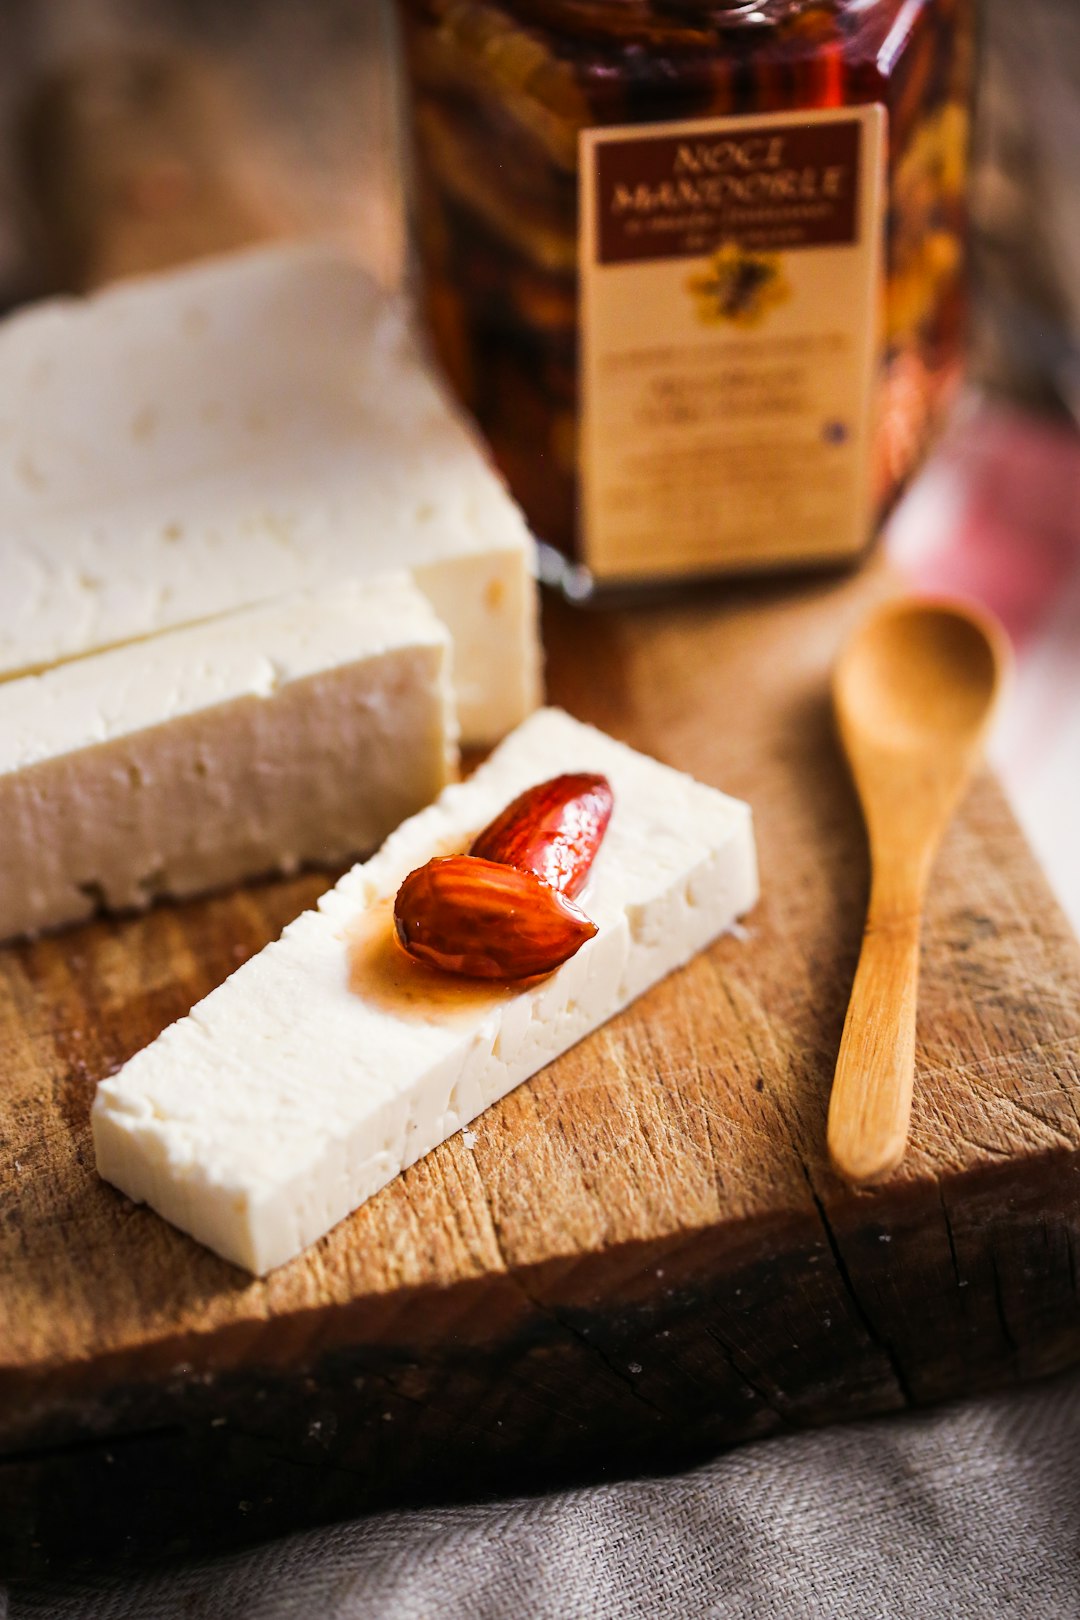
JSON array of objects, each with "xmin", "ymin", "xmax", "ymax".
[
  {"xmin": 3, "ymin": 566, "xmax": 1080, "ymax": 1575},
  {"xmin": 4, "ymin": 51, "xmax": 1080, "ymax": 1579}
]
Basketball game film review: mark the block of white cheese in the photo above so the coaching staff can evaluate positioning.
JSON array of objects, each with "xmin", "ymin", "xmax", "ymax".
[
  {"xmin": 93, "ymin": 708, "xmax": 758, "ymax": 1274},
  {"xmin": 0, "ymin": 242, "xmax": 539, "ymax": 745},
  {"xmin": 0, "ymin": 575, "xmax": 455, "ymax": 941}
]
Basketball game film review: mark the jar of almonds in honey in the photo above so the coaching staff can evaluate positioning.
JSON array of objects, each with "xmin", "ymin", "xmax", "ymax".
[{"xmin": 395, "ymin": 0, "xmax": 973, "ymax": 597}]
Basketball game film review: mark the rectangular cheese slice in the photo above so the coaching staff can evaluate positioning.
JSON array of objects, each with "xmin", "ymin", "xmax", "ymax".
[
  {"xmin": 0, "ymin": 242, "xmax": 540, "ymax": 745},
  {"xmin": 0, "ymin": 575, "xmax": 455, "ymax": 941},
  {"xmin": 92, "ymin": 708, "xmax": 758, "ymax": 1274}
]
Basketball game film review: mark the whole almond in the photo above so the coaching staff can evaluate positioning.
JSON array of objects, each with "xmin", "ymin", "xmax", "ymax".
[
  {"xmin": 469, "ymin": 773, "xmax": 613, "ymax": 898},
  {"xmin": 394, "ymin": 855, "xmax": 598, "ymax": 980}
]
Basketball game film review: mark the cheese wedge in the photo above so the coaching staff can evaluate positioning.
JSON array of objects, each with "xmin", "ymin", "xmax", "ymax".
[
  {"xmin": 0, "ymin": 242, "xmax": 540, "ymax": 745},
  {"xmin": 92, "ymin": 708, "xmax": 758, "ymax": 1274},
  {"xmin": 0, "ymin": 576, "xmax": 455, "ymax": 941}
]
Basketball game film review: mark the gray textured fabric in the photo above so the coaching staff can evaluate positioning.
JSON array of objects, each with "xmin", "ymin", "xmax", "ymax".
[{"xmin": 8, "ymin": 1372, "xmax": 1080, "ymax": 1620}]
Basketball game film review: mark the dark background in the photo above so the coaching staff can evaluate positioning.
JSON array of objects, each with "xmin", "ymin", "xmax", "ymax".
[
  {"xmin": 0, "ymin": 0, "xmax": 400, "ymax": 305},
  {"xmin": 0, "ymin": 0, "xmax": 1077, "ymax": 412}
]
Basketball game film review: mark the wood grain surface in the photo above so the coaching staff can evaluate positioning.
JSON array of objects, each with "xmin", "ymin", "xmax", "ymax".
[
  {"xmin": 3, "ymin": 565, "xmax": 1080, "ymax": 1573},
  {"xmin": 3, "ymin": 42, "xmax": 1080, "ymax": 1579}
]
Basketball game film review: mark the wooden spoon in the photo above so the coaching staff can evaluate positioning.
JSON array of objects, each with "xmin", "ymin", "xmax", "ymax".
[{"xmin": 827, "ymin": 596, "xmax": 1009, "ymax": 1185}]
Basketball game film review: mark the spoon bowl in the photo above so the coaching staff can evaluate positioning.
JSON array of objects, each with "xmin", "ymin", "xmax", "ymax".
[
  {"xmin": 827, "ymin": 596, "xmax": 1009, "ymax": 1185},
  {"xmin": 837, "ymin": 601, "xmax": 1005, "ymax": 749}
]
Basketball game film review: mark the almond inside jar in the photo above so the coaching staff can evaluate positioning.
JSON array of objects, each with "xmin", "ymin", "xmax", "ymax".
[{"xmin": 396, "ymin": 0, "xmax": 973, "ymax": 594}]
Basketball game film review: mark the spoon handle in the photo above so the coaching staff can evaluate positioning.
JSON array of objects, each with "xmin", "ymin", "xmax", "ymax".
[{"xmin": 827, "ymin": 889, "xmax": 921, "ymax": 1184}]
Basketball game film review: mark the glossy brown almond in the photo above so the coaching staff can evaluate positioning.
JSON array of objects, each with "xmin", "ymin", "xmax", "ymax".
[
  {"xmin": 394, "ymin": 855, "xmax": 597, "ymax": 980},
  {"xmin": 469, "ymin": 773, "xmax": 614, "ymax": 898}
]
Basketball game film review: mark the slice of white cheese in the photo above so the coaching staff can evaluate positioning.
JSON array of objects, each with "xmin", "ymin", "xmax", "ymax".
[
  {"xmin": 0, "ymin": 575, "xmax": 456, "ymax": 941},
  {"xmin": 0, "ymin": 242, "xmax": 540, "ymax": 745},
  {"xmin": 92, "ymin": 708, "xmax": 758, "ymax": 1275}
]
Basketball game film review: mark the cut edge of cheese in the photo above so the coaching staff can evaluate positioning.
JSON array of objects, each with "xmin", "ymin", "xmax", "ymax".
[
  {"xmin": 0, "ymin": 241, "xmax": 542, "ymax": 746},
  {"xmin": 92, "ymin": 707, "xmax": 758, "ymax": 1274},
  {"xmin": 0, "ymin": 573, "xmax": 457, "ymax": 941}
]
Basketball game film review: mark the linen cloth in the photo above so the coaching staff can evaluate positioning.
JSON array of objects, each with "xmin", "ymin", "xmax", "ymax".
[{"xmin": 7, "ymin": 1370, "xmax": 1080, "ymax": 1620}]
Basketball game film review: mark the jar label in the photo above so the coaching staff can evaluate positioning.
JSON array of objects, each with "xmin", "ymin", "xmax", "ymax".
[{"xmin": 578, "ymin": 105, "xmax": 886, "ymax": 581}]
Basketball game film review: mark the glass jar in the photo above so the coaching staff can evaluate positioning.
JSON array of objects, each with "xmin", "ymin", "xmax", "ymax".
[{"xmin": 396, "ymin": 0, "xmax": 974, "ymax": 596}]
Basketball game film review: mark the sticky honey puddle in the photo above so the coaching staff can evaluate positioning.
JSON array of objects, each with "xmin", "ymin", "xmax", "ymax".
[{"xmin": 346, "ymin": 901, "xmax": 519, "ymax": 1027}]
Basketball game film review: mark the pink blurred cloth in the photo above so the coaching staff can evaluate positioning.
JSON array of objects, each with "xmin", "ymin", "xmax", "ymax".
[{"xmin": 887, "ymin": 399, "xmax": 1080, "ymax": 932}]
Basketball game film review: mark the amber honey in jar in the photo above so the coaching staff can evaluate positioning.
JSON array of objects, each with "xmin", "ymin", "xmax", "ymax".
[{"xmin": 396, "ymin": 0, "xmax": 973, "ymax": 596}]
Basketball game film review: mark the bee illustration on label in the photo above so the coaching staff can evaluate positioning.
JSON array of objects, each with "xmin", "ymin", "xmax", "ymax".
[{"xmin": 687, "ymin": 243, "xmax": 791, "ymax": 328}]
